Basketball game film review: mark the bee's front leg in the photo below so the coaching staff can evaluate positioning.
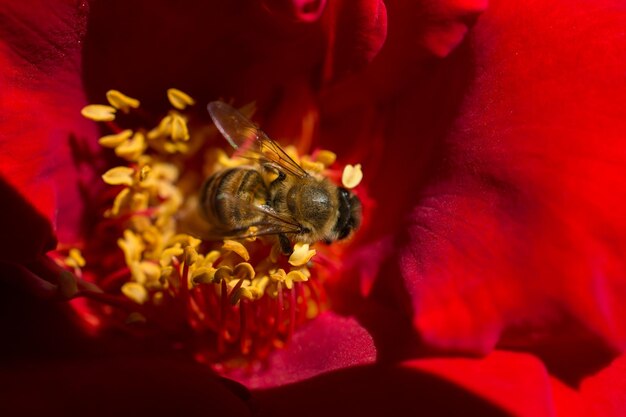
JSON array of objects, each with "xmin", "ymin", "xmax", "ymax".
[{"xmin": 278, "ymin": 233, "xmax": 293, "ymax": 255}]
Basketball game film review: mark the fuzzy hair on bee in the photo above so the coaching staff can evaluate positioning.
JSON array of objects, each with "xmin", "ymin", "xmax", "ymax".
[{"xmin": 200, "ymin": 101, "xmax": 362, "ymax": 254}]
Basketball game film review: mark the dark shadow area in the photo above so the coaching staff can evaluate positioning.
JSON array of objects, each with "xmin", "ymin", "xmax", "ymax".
[
  {"xmin": 81, "ymin": 0, "xmax": 326, "ymax": 123},
  {"xmin": 256, "ymin": 362, "xmax": 510, "ymax": 417}
]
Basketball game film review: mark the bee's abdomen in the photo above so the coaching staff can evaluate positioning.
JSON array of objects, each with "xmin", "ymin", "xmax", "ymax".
[{"xmin": 200, "ymin": 168, "xmax": 269, "ymax": 231}]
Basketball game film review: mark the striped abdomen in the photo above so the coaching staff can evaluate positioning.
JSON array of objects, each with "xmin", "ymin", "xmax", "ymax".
[{"xmin": 199, "ymin": 168, "xmax": 269, "ymax": 233}]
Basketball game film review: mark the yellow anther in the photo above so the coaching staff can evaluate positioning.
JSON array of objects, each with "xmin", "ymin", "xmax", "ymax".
[
  {"xmin": 160, "ymin": 243, "xmax": 183, "ymax": 267},
  {"xmin": 122, "ymin": 282, "xmax": 148, "ymax": 304},
  {"xmin": 147, "ymin": 123, "xmax": 165, "ymax": 140},
  {"xmin": 102, "ymin": 166, "xmax": 135, "ymax": 186},
  {"xmin": 238, "ymin": 286, "xmax": 256, "ymax": 301},
  {"xmin": 118, "ymin": 229, "xmax": 144, "ymax": 266},
  {"xmin": 342, "ymin": 163, "xmax": 363, "ymax": 189},
  {"xmin": 184, "ymin": 245, "xmax": 198, "ymax": 266},
  {"xmin": 115, "ymin": 132, "xmax": 146, "ymax": 161},
  {"xmin": 284, "ymin": 145, "xmax": 301, "ymax": 165},
  {"xmin": 269, "ymin": 268, "xmax": 287, "ymax": 282},
  {"xmin": 205, "ymin": 250, "xmax": 222, "ymax": 265},
  {"xmin": 213, "ymin": 148, "xmax": 248, "ymax": 169},
  {"xmin": 191, "ymin": 267, "xmax": 215, "ymax": 285},
  {"xmin": 65, "ymin": 248, "xmax": 86, "ymax": 268},
  {"xmin": 139, "ymin": 165, "xmax": 152, "ymax": 182},
  {"xmin": 222, "ymin": 240, "xmax": 250, "ymax": 261},
  {"xmin": 160, "ymin": 266, "xmax": 173, "ymax": 284},
  {"xmin": 251, "ymin": 275, "xmax": 270, "ymax": 294},
  {"xmin": 287, "ymin": 269, "xmax": 308, "ymax": 283},
  {"xmin": 213, "ymin": 266, "xmax": 233, "ymax": 283},
  {"xmin": 301, "ymin": 160, "xmax": 325, "ymax": 173},
  {"xmin": 151, "ymin": 163, "xmax": 180, "ymax": 183},
  {"xmin": 167, "ymin": 88, "xmax": 196, "ymax": 110},
  {"xmin": 108, "ymin": 188, "xmax": 131, "ymax": 217},
  {"xmin": 269, "ymin": 242, "xmax": 282, "ymax": 263},
  {"xmin": 233, "ymin": 262, "xmax": 255, "ymax": 280},
  {"xmin": 285, "ymin": 270, "xmax": 308, "ymax": 289},
  {"xmin": 98, "ymin": 130, "xmax": 133, "ymax": 148},
  {"xmin": 170, "ymin": 234, "xmax": 202, "ymax": 248},
  {"xmin": 315, "ymin": 150, "xmax": 337, "ymax": 166},
  {"xmin": 81, "ymin": 104, "xmax": 116, "ymax": 122},
  {"xmin": 130, "ymin": 261, "xmax": 161, "ymax": 284},
  {"xmin": 106, "ymin": 90, "xmax": 140, "ymax": 112},
  {"xmin": 130, "ymin": 191, "xmax": 149, "ymax": 211},
  {"xmin": 170, "ymin": 113, "xmax": 190, "ymax": 141},
  {"xmin": 288, "ymin": 242, "xmax": 316, "ymax": 266}
]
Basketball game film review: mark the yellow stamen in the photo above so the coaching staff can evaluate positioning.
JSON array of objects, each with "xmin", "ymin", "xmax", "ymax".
[
  {"xmin": 184, "ymin": 245, "xmax": 198, "ymax": 266},
  {"xmin": 169, "ymin": 234, "xmax": 202, "ymax": 249},
  {"xmin": 65, "ymin": 248, "xmax": 86, "ymax": 268},
  {"xmin": 160, "ymin": 243, "xmax": 184, "ymax": 267},
  {"xmin": 115, "ymin": 132, "xmax": 146, "ymax": 161},
  {"xmin": 81, "ymin": 104, "xmax": 116, "ymax": 122},
  {"xmin": 213, "ymin": 266, "xmax": 233, "ymax": 283},
  {"xmin": 342, "ymin": 163, "xmax": 363, "ymax": 189},
  {"xmin": 139, "ymin": 165, "xmax": 151, "ymax": 182},
  {"xmin": 102, "ymin": 166, "xmax": 135, "ymax": 186},
  {"xmin": 222, "ymin": 240, "xmax": 250, "ymax": 261},
  {"xmin": 122, "ymin": 282, "xmax": 148, "ymax": 304},
  {"xmin": 233, "ymin": 262, "xmax": 255, "ymax": 280},
  {"xmin": 288, "ymin": 242, "xmax": 316, "ymax": 266},
  {"xmin": 315, "ymin": 150, "xmax": 337, "ymax": 166},
  {"xmin": 99, "ymin": 130, "xmax": 133, "ymax": 148},
  {"xmin": 118, "ymin": 229, "xmax": 144, "ymax": 266},
  {"xmin": 167, "ymin": 88, "xmax": 196, "ymax": 110},
  {"xmin": 286, "ymin": 269, "xmax": 308, "ymax": 284},
  {"xmin": 106, "ymin": 90, "xmax": 140, "ymax": 112},
  {"xmin": 170, "ymin": 113, "xmax": 190, "ymax": 141},
  {"xmin": 301, "ymin": 159, "xmax": 325, "ymax": 173},
  {"xmin": 106, "ymin": 188, "xmax": 129, "ymax": 217}
]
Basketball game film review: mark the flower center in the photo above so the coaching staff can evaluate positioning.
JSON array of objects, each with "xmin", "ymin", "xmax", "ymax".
[{"xmin": 59, "ymin": 89, "xmax": 363, "ymax": 367}]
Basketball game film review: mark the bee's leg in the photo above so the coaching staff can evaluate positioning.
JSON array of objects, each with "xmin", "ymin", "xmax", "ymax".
[
  {"xmin": 263, "ymin": 163, "xmax": 286, "ymax": 183},
  {"xmin": 278, "ymin": 233, "xmax": 293, "ymax": 255}
]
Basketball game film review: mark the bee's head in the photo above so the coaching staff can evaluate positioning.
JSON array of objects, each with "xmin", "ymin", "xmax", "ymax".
[{"xmin": 334, "ymin": 187, "xmax": 362, "ymax": 241}]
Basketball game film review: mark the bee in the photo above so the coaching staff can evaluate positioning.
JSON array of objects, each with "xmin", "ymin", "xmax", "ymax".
[{"xmin": 200, "ymin": 101, "xmax": 362, "ymax": 254}]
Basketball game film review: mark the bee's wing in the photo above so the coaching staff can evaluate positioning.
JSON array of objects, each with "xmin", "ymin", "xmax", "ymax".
[
  {"xmin": 208, "ymin": 101, "xmax": 309, "ymax": 179},
  {"xmin": 203, "ymin": 193, "xmax": 303, "ymax": 240}
]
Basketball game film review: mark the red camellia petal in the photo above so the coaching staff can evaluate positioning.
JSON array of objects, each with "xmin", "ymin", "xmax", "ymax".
[
  {"xmin": 398, "ymin": 0, "xmax": 626, "ymax": 364},
  {"xmin": 255, "ymin": 351, "xmax": 559, "ymax": 417},
  {"xmin": 226, "ymin": 312, "xmax": 376, "ymax": 389},
  {"xmin": 0, "ymin": 0, "xmax": 100, "ymax": 252},
  {"xmin": 578, "ymin": 354, "xmax": 626, "ymax": 417},
  {"xmin": 321, "ymin": 0, "xmax": 387, "ymax": 81}
]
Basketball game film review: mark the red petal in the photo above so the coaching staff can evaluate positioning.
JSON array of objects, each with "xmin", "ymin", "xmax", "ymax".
[
  {"xmin": 321, "ymin": 0, "xmax": 387, "ymax": 81},
  {"xmin": 261, "ymin": 0, "xmax": 328, "ymax": 22},
  {"xmin": 0, "ymin": 0, "xmax": 100, "ymax": 249},
  {"xmin": 398, "ymin": 0, "xmax": 626, "ymax": 361},
  {"xmin": 386, "ymin": 0, "xmax": 487, "ymax": 58},
  {"xmin": 225, "ymin": 312, "xmax": 376, "ymax": 388},
  {"xmin": 255, "ymin": 351, "xmax": 557, "ymax": 417},
  {"xmin": 579, "ymin": 354, "xmax": 626, "ymax": 417}
]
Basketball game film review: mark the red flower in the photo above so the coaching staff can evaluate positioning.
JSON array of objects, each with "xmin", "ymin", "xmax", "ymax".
[{"xmin": 2, "ymin": 0, "xmax": 626, "ymax": 415}]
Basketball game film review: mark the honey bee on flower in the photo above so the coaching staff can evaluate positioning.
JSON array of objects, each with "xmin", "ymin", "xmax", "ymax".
[
  {"xmin": 200, "ymin": 101, "xmax": 363, "ymax": 255},
  {"xmin": 75, "ymin": 89, "xmax": 366, "ymax": 363}
]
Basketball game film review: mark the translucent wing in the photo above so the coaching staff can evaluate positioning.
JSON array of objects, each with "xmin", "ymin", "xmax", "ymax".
[
  {"xmin": 203, "ymin": 192, "xmax": 304, "ymax": 240},
  {"xmin": 208, "ymin": 101, "xmax": 309, "ymax": 178}
]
